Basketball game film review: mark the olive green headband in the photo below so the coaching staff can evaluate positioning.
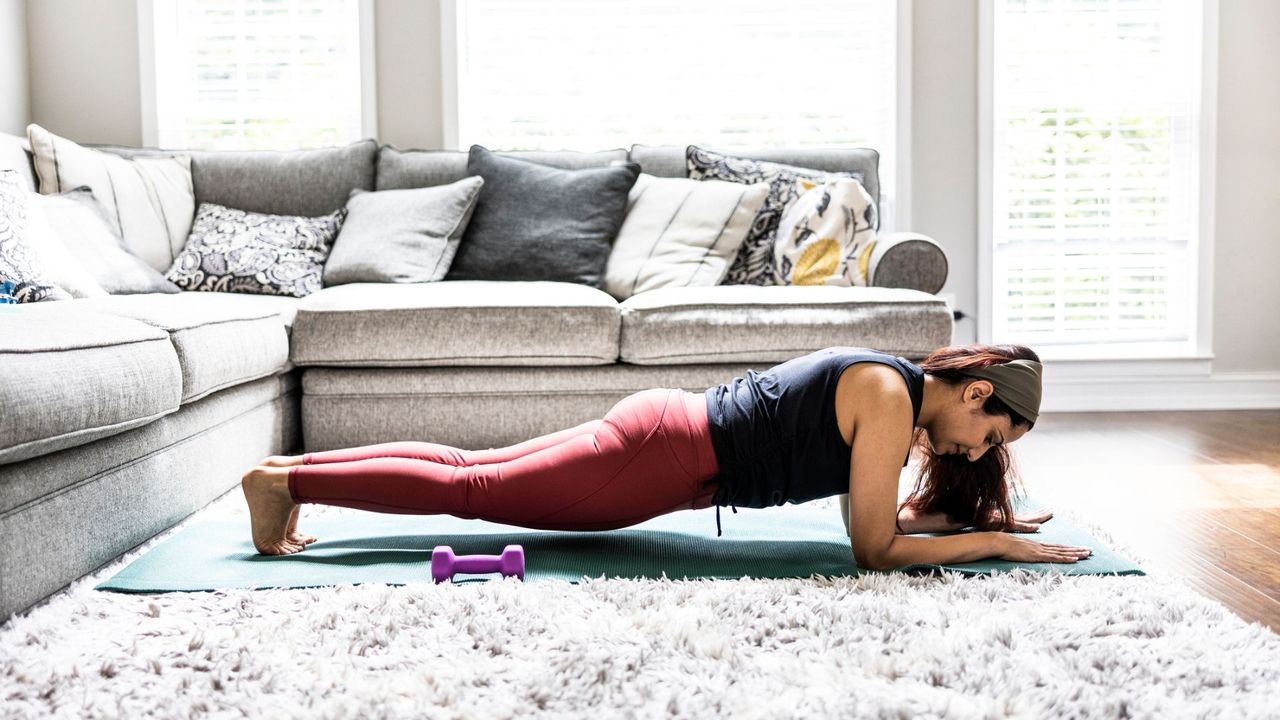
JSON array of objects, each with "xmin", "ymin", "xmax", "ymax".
[{"xmin": 958, "ymin": 359, "xmax": 1044, "ymax": 424}]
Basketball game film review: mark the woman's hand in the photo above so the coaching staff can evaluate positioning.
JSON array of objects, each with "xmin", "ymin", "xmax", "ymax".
[
  {"xmin": 985, "ymin": 506, "xmax": 1055, "ymax": 533},
  {"xmin": 994, "ymin": 533, "xmax": 1092, "ymax": 563}
]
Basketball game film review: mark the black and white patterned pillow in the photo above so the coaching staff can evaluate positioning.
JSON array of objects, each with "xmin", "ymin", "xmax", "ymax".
[
  {"xmin": 0, "ymin": 169, "xmax": 72, "ymax": 303},
  {"xmin": 165, "ymin": 202, "xmax": 346, "ymax": 297},
  {"xmin": 686, "ymin": 146, "xmax": 871, "ymax": 287}
]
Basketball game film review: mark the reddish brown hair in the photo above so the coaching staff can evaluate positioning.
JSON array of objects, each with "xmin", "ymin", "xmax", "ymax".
[{"xmin": 898, "ymin": 343, "xmax": 1040, "ymax": 533}]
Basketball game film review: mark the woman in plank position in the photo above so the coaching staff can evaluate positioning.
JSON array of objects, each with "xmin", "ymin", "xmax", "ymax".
[{"xmin": 241, "ymin": 343, "xmax": 1092, "ymax": 569}]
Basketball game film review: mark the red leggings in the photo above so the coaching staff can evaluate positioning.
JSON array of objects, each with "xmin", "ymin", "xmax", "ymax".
[{"xmin": 287, "ymin": 388, "xmax": 722, "ymax": 531}]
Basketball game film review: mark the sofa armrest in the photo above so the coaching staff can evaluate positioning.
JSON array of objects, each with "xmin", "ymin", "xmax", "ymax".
[{"xmin": 867, "ymin": 232, "xmax": 949, "ymax": 295}]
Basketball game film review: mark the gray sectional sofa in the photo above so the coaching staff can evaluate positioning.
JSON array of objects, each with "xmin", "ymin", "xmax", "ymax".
[{"xmin": 0, "ymin": 133, "xmax": 953, "ymax": 620}]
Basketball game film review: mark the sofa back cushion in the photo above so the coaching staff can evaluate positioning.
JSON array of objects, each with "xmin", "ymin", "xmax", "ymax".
[
  {"xmin": 627, "ymin": 144, "xmax": 881, "ymax": 214},
  {"xmin": 87, "ymin": 138, "xmax": 378, "ymax": 218},
  {"xmin": 375, "ymin": 144, "xmax": 628, "ymax": 191}
]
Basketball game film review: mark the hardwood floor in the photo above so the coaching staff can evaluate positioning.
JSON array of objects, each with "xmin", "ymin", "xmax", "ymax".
[{"xmin": 979, "ymin": 409, "xmax": 1280, "ymax": 634}]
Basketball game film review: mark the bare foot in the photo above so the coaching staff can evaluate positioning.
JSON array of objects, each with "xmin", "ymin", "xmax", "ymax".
[
  {"xmin": 260, "ymin": 454, "xmax": 306, "ymax": 467},
  {"xmin": 253, "ymin": 460, "xmax": 318, "ymax": 544},
  {"xmin": 285, "ymin": 505, "xmax": 318, "ymax": 545},
  {"xmin": 241, "ymin": 466, "xmax": 306, "ymax": 555}
]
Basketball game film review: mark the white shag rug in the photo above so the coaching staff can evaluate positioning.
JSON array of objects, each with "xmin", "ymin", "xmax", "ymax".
[{"xmin": 1, "ymin": 489, "xmax": 1278, "ymax": 719}]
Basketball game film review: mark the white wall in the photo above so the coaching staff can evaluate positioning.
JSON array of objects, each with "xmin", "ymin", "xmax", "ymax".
[
  {"xmin": 0, "ymin": 0, "xmax": 30, "ymax": 136},
  {"xmin": 27, "ymin": 0, "xmax": 142, "ymax": 145},
  {"xmin": 910, "ymin": 0, "xmax": 978, "ymax": 350},
  {"xmin": 21, "ymin": 0, "xmax": 1279, "ymax": 376},
  {"xmin": 374, "ymin": 0, "xmax": 443, "ymax": 150},
  {"xmin": 1211, "ymin": 0, "xmax": 1280, "ymax": 374}
]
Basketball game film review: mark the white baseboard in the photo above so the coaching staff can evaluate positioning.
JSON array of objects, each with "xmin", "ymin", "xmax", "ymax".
[{"xmin": 1043, "ymin": 370, "xmax": 1280, "ymax": 412}]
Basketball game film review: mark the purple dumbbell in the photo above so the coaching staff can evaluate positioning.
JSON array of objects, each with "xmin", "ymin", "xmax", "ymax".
[{"xmin": 431, "ymin": 544, "xmax": 525, "ymax": 583}]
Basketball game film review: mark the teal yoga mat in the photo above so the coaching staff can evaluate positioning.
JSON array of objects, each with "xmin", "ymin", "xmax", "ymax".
[{"xmin": 95, "ymin": 494, "xmax": 1143, "ymax": 593}]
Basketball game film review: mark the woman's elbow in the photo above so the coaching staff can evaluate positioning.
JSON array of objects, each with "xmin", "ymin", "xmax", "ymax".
[{"xmin": 852, "ymin": 542, "xmax": 891, "ymax": 571}]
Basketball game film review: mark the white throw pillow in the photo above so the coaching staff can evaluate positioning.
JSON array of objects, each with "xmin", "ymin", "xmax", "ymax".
[
  {"xmin": 32, "ymin": 188, "xmax": 181, "ymax": 295},
  {"xmin": 26, "ymin": 123, "xmax": 195, "ymax": 273},
  {"xmin": 0, "ymin": 169, "xmax": 71, "ymax": 302},
  {"xmin": 22, "ymin": 191, "xmax": 108, "ymax": 298},
  {"xmin": 772, "ymin": 177, "xmax": 877, "ymax": 287},
  {"xmin": 603, "ymin": 173, "xmax": 769, "ymax": 301}
]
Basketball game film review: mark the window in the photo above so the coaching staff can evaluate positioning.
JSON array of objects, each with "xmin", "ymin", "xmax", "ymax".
[
  {"xmin": 445, "ymin": 0, "xmax": 905, "ymax": 229},
  {"xmin": 983, "ymin": 0, "xmax": 1209, "ymax": 356},
  {"xmin": 140, "ymin": 0, "xmax": 375, "ymax": 151}
]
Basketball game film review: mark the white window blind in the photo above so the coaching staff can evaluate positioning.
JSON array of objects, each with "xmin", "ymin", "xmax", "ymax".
[
  {"xmin": 147, "ymin": 0, "xmax": 368, "ymax": 151},
  {"xmin": 451, "ymin": 0, "xmax": 900, "ymax": 227},
  {"xmin": 991, "ymin": 0, "xmax": 1203, "ymax": 349}
]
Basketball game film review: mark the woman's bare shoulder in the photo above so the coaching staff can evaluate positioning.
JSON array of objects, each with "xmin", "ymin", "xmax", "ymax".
[
  {"xmin": 838, "ymin": 361, "xmax": 907, "ymax": 397},
  {"xmin": 834, "ymin": 362, "xmax": 912, "ymax": 443}
]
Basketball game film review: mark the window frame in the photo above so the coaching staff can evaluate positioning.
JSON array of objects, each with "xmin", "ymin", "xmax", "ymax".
[
  {"xmin": 136, "ymin": 0, "xmax": 378, "ymax": 151},
  {"xmin": 439, "ymin": 0, "xmax": 914, "ymax": 232},
  {"xmin": 977, "ymin": 0, "xmax": 1219, "ymax": 364}
]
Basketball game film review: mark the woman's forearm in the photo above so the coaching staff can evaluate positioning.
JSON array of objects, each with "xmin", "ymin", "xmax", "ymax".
[
  {"xmin": 897, "ymin": 508, "xmax": 971, "ymax": 534},
  {"xmin": 838, "ymin": 495, "xmax": 971, "ymax": 537},
  {"xmin": 875, "ymin": 532, "xmax": 1004, "ymax": 570}
]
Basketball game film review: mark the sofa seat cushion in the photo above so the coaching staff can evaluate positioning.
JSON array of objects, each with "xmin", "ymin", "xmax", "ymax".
[
  {"xmin": 291, "ymin": 281, "xmax": 621, "ymax": 366},
  {"xmin": 0, "ymin": 306, "xmax": 182, "ymax": 465},
  {"xmin": 618, "ymin": 285, "xmax": 954, "ymax": 364},
  {"xmin": 60, "ymin": 292, "xmax": 294, "ymax": 403},
  {"xmin": 0, "ymin": 372, "xmax": 297, "ymax": 516}
]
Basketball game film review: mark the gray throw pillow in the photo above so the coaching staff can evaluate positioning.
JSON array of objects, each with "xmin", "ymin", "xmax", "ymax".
[
  {"xmin": 444, "ymin": 145, "xmax": 641, "ymax": 287},
  {"xmin": 166, "ymin": 202, "xmax": 345, "ymax": 297},
  {"xmin": 322, "ymin": 175, "xmax": 485, "ymax": 287},
  {"xmin": 37, "ymin": 187, "xmax": 181, "ymax": 294},
  {"xmin": 687, "ymin": 145, "xmax": 869, "ymax": 287}
]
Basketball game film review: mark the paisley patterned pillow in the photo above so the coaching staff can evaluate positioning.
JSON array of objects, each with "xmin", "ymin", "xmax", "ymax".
[
  {"xmin": 165, "ymin": 202, "xmax": 346, "ymax": 298},
  {"xmin": 686, "ymin": 146, "xmax": 871, "ymax": 287},
  {"xmin": 0, "ymin": 169, "xmax": 72, "ymax": 303}
]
